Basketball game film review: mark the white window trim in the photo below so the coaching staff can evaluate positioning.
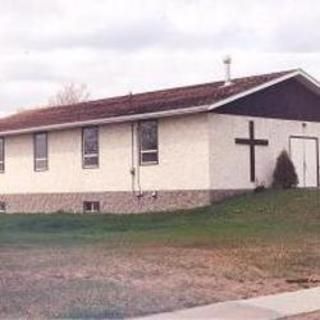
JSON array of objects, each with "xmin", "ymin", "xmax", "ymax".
[
  {"xmin": 83, "ymin": 153, "xmax": 99, "ymax": 168},
  {"xmin": 82, "ymin": 127, "xmax": 99, "ymax": 169},
  {"xmin": 34, "ymin": 133, "xmax": 48, "ymax": 172},
  {"xmin": 141, "ymin": 149, "xmax": 158, "ymax": 154},
  {"xmin": 139, "ymin": 121, "xmax": 159, "ymax": 166},
  {"xmin": 83, "ymin": 153, "xmax": 99, "ymax": 158},
  {"xmin": 140, "ymin": 149, "xmax": 158, "ymax": 165},
  {"xmin": 35, "ymin": 158, "xmax": 48, "ymax": 170}
]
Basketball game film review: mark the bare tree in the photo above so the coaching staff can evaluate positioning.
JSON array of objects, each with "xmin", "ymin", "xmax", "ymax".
[{"xmin": 48, "ymin": 83, "xmax": 90, "ymax": 106}]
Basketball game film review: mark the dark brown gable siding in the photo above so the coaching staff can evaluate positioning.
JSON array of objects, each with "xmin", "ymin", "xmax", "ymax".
[{"xmin": 214, "ymin": 78, "xmax": 320, "ymax": 122}]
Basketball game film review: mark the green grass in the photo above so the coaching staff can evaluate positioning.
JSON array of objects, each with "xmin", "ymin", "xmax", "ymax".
[{"xmin": 1, "ymin": 189, "xmax": 320, "ymax": 248}]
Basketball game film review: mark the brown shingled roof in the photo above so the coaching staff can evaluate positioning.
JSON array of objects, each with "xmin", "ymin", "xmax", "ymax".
[{"xmin": 0, "ymin": 69, "xmax": 296, "ymax": 133}]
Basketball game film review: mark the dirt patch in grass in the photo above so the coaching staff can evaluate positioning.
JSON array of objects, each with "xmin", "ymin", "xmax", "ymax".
[{"xmin": 0, "ymin": 244, "xmax": 316, "ymax": 319}]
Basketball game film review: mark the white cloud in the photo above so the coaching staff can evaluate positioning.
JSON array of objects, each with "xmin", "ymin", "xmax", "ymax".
[{"xmin": 0, "ymin": 0, "xmax": 320, "ymax": 114}]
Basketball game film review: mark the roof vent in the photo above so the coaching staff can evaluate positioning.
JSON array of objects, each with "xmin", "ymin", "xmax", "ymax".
[{"xmin": 222, "ymin": 55, "xmax": 232, "ymax": 86}]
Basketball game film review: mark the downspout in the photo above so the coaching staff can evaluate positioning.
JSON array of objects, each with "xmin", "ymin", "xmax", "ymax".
[
  {"xmin": 129, "ymin": 92, "xmax": 142, "ymax": 196},
  {"xmin": 130, "ymin": 121, "xmax": 142, "ymax": 196},
  {"xmin": 130, "ymin": 121, "xmax": 135, "ymax": 193},
  {"xmin": 129, "ymin": 92, "xmax": 136, "ymax": 194},
  {"xmin": 136, "ymin": 122, "xmax": 142, "ymax": 196}
]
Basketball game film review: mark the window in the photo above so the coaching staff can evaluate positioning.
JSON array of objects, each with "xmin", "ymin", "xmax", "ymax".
[
  {"xmin": 139, "ymin": 120, "xmax": 158, "ymax": 165},
  {"xmin": 82, "ymin": 127, "xmax": 99, "ymax": 168},
  {"xmin": 83, "ymin": 201, "xmax": 100, "ymax": 213},
  {"xmin": 0, "ymin": 202, "xmax": 6, "ymax": 213},
  {"xmin": 34, "ymin": 132, "xmax": 48, "ymax": 171},
  {"xmin": 0, "ymin": 138, "xmax": 4, "ymax": 172}
]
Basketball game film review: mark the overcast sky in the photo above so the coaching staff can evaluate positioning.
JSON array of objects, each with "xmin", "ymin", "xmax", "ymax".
[{"xmin": 1, "ymin": 0, "xmax": 320, "ymax": 115}]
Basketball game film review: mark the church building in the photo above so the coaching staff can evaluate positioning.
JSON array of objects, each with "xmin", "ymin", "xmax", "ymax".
[{"xmin": 0, "ymin": 65, "xmax": 319, "ymax": 213}]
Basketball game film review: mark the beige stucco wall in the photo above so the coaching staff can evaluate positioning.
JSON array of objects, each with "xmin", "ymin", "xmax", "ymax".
[
  {"xmin": 0, "ymin": 113, "xmax": 210, "ymax": 194},
  {"xmin": 3, "ymin": 109, "xmax": 320, "ymax": 202},
  {"xmin": 209, "ymin": 113, "xmax": 320, "ymax": 190}
]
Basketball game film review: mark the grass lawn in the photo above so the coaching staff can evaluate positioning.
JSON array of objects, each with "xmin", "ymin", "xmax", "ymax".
[{"xmin": 1, "ymin": 189, "xmax": 320, "ymax": 319}]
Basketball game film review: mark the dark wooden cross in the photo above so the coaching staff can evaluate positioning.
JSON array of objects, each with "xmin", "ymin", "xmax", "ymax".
[{"xmin": 235, "ymin": 121, "xmax": 269, "ymax": 182}]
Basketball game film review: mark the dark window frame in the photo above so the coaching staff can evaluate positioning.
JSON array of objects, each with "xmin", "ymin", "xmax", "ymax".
[
  {"xmin": 34, "ymin": 132, "xmax": 48, "ymax": 172},
  {"xmin": 138, "ymin": 120, "xmax": 159, "ymax": 166},
  {"xmin": 0, "ymin": 137, "xmax": 5, "ymax": 173},
  {"xmin": 82, "ymin": 126, "xmax": 99, "ymax": 169},
  {"xmin": 83, "ymin": 201, "xmax": 100, "ymax": 213}
]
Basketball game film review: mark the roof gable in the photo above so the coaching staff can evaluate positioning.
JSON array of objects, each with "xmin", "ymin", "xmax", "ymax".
[
  {"xmin": 208, "ymin": 69, "xmax": 320, "ymax": 111},
  {"xmin": 215, "ymin": 76, "xmax": 320, "ymax": 122}
]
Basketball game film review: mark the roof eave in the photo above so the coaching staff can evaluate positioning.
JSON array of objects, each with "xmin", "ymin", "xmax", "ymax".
[{"xmin": 0, "ymin": 104, "xmax": 209, "ymax": 136}]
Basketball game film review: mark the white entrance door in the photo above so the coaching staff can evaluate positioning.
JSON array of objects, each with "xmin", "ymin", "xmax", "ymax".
[{"xmin": 290, "ymin": 137, "xmax": 318, "ymax": 187}]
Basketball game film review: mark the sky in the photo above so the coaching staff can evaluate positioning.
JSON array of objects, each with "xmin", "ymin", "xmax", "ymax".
[{"xmin": 1, "ymin": 0, "xmax": 320, "ymax": 115}]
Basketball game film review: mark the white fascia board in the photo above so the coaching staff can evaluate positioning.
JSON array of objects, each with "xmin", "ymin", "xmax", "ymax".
[
  {"xmin": 296, "ymin": 68, "xmax": 320, "ymax": 88},
  {"xmin": 0, "ymin": 104, "xmax": 209, "ymax": 136},
  {"xmin": 208, "ymin": 70, "xmax": 303, "ymax": 111},
  {"xmin": 2, "ymin": 69, "xmax": 318, "ymax": 137}
]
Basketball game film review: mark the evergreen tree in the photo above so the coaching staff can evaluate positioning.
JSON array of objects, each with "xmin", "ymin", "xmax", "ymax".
[{"xmin": 272, "ymin": 150, "xmax": 298, "ymax": 189}]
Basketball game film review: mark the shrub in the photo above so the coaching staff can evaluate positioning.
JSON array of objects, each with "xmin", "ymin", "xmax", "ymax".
[
  {"xmin": 272, "ymin": 150, "xmax": 298, "ymax": 189},
  {"xmin": 254, "ymin": 184, "xmax": 266, "ymax": 193}
]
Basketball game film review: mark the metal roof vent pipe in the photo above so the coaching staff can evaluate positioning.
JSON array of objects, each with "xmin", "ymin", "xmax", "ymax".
[{"xmin": 223, "ymin": 55, "xmax": 232, "ymax": 86}]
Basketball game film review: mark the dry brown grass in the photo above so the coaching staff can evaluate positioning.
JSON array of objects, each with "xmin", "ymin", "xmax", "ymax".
[{"xmin": 0, "ymin": 244, "xmax": 316, "ymax": 319}]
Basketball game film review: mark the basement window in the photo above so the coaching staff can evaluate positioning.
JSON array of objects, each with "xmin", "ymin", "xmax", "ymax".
[
  {"xmin": 0, "ymin": 202, "xmax": 6, "ymax": 213},
  {"xmin": 138, "ymin": 120, "xmax": 158, "ymax": 165},
  {"xmin": 34, "ymin": 132, "xmax": 48, "ymax": 171},
  {"xmin": 0, "ymin": 138, "xmax": 5, "ymax": 173},
  {"xmin": 83, "ymin": 201, "xmax": 100, "ymax": 213},
  {"xmin": 82, "ymin": 127, "xmax": 99, "ymax": 168}
]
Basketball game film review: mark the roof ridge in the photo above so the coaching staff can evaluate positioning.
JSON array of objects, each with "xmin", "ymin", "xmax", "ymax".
[{"xmin": 9, "ymin": 69, "xmax": 298, "ymax": 117}]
